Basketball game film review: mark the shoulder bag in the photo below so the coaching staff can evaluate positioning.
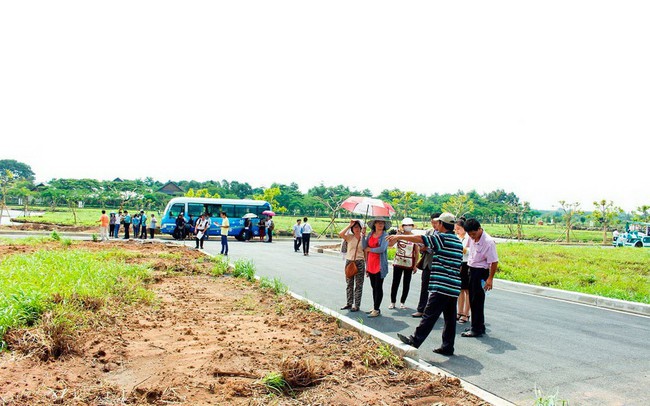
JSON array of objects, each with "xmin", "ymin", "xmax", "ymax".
[{"xmin": 344, "ymin": 237, "xmax": 361, "ymax": 278}]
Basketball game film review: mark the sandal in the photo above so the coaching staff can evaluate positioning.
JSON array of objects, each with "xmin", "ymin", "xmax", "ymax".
[
  {"xmin": 458, "ymin": 315, "xmax": 470, "ymax": 323},
  {"xmin": 400, "ymin": 304, "xmax": 407, "ymax": 309},
  {"xmin": 388, "ymin": 303, "xmax": 396, "ymax": 309},
  {"xmin": 456, "ymin": 313, "xmax": 464, "ymax": 321}
]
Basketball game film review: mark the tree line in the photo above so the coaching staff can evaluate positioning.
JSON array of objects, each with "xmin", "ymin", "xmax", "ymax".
[{"xmin": 1, "ymin": 159, "xmax": 649, "ymax": 237}]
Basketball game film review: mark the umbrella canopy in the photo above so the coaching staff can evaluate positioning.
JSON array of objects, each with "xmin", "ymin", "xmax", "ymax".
[
  {"xmin": 262, "ymin": 210, "xmax": 276, "ymax": 216},
  {"xmin": 242, "ymin": 213, "xmax": 258, "ymax": 219},
  {"xmin": 341, "ymin": 196, "xmax": 396, "ymax": 218}
]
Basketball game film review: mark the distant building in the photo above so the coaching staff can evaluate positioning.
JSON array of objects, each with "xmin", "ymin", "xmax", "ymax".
[
  {"xmin": 113, "ymin": 177, "xmax": 124, "ymax": 182},
  {"xmin": 157, "ymin": 181, "xmax": 184, "ymax": 196}
]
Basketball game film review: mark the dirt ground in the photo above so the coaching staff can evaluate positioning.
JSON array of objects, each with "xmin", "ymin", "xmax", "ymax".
[{"xmin": 0, "ymin": 241, "xmax": 486, "ymax": 405}]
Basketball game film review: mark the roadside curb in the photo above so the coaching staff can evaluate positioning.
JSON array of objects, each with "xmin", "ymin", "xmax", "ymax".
[{"xmin": 317, "ymin": 247, "xmax": 650, "ymax": 317}]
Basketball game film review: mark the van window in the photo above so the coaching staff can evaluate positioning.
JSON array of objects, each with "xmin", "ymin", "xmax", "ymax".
[
  {"xmin": 221, "ymin": 205, "xmax": 235, "ymax": 218},
  {"xmin": 188, "ymin": 203, "xmax": 205, "ymax": 218},
  {"xmin": 169, "ymin": 203, "xmax": 185, "ymax": 218},
  {"xmin": 205, "ymin": 204, "xmax": 222, "ymax": 217}
]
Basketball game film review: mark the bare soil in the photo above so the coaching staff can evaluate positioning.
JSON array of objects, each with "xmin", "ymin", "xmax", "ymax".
[{"xmin": 0, "ymin": 241, "xmax": 486, "ymax": 405}]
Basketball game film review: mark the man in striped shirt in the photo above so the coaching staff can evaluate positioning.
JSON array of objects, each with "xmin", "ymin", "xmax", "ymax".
[{"xmin": 388, "ymin": 212, "xmax": 463, "ymax": 356}]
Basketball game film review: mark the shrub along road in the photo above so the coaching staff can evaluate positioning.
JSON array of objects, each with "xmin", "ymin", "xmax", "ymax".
[{"xmin": 208, "ymin": 237, "xmax": 650, "ymax": 406}]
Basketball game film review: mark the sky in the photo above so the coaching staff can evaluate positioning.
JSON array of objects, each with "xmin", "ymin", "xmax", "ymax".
[{"xmin": 1, "ymin": 1, "xmax": 648, "ymax": 212}]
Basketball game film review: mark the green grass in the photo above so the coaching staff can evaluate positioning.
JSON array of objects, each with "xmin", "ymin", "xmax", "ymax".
[
  {"xmin": 498, "ymin": 243, "xmax": 650, "ymax": 303},
  {"xmin": 232, "ymin": 259, "xmax": 256, "ymax": 281},
  {"xmin": 0, "ymin": 248, "xmax": 154, "ymax": 349},
  {"xmin": 483, "ymin": 223, "xmax": 609, "ymax": 244}
]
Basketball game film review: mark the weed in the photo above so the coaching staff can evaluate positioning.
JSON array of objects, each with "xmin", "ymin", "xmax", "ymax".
[
  {"xmin": 533, "ymin": 386, "xmax": 569, "ymax": 405},
  {"xmin": 275, "ymin": 302, "xmax": 285, "ymax": 316},
  {"xmin": 233, "ymin": 259, "xmax": 255, "ymax": 281},
  {"xmin": 363, "ymin": 342, "xmax": 404, "ymax": 368},
  {"xmin": 260, "ymin": 371, "xmax": 289, "ymax": 395},
  {"xmin": 234, "ymin": 294, "xmax": 257, "ymax": 312},
  {"xmin": 211, "ymin": 255, "xmax": 230, "ymax": 277},
  {"xmin": 91, "ymin": 234, "xmax": 98, "ymax": 242},
  {"xmin": 60, "ymin": 238, "xmax": 73, "ymax": 248},
  {"xmin": 50, "ymin": 231, "xmax": 61, "ymax": 241},
  {"xmin": 260, "ymin": 277, "xmax": 288, "ymax": 296}
]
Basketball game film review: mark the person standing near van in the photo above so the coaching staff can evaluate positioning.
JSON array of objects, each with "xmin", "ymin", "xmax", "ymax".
[
  {"xmin": 265, "ymin": 217, "xmax": 274, "ymax": 243},
  {"xmin": 148, "ymin": 214, "xmax": 157, "ymax": 239},
  {"xmin": 219, "ymin": 212, "xmax": 229, "ymax": 255},
  {"xmin": 139, "ymin": 210, "xmax": 147, "ymax": 239},
  {"xmin": 132, "ymin": 213, "xmax": 141, "ymax": 239},
  {"xmin": 123, "ymin": 210, "xmax": 132, "ymax": 239},
  {"xmin": 301, "ymin": 217, "xmax": 313, "ymax": 255},
  {"xmin": 195, "ymin": 213, "xmax": 210, "ymax": 249},
  {"xmin": 109, "ymin": 213, "xmax": 116, "ymax": 238}
]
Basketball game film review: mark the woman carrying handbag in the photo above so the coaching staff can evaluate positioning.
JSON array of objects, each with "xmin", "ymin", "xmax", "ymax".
[{"xmin": 339, "ymin": 219, "xmax": 366, "ymax": 312}]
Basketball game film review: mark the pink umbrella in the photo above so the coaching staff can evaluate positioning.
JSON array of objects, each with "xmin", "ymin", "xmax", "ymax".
[
  {"xmin": 262, "ymin": 210, "xmax": 276, "ymax": 216},
  {"xmin": 340, "ymin": 196, "xmax": 396, "ymax": 218}
]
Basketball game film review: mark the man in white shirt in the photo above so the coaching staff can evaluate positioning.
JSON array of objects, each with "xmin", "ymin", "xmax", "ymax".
[
  {"xmin": 292, "ymin": 218, "xmax": 303, "ymax": 252},
  {"xmin": 301, "ymin": 217, "xmax": 313, "ymax": 256},
  {"xmin": 194, "ymin": 213, "xmax": 211, "ymax": 249}
]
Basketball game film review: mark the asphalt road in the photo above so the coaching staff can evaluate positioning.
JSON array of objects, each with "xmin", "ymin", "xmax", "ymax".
[
  {"xmin": 2, "ymin": 233, "xmax": 648, "ymax": 405},
  {"xmin": 200, "ymin": 237, "xmax": 650, "ymax": 406}
]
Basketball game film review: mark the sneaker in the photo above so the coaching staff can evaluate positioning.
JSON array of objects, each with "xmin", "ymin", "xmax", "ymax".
[
  {"xmin": 368, "ymin": 310, "xmax": 381, "ymax": 317},
  {"xmin": 388, "ymin": 303, "xmax": 396, "ymax": 309}
]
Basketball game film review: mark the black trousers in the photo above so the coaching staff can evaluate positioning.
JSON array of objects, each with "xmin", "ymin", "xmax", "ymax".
[
  {"xmin": 294, "ymin": 237, "xmax": 302, "ymax": 252},
  {"xmin": 195, "ymin": 232, "xmax": 207, "ymax": 248},
  {"xmin": 302, "ymin": 233, "xmax": 311, "ymax": 253},
  {"xmin": 391, "ymin": 266, "xmax": 413, "ymax": 304},
  {"xmin": 149, "ymin": 228, "xmax": 155, "ymax": 239},
  {"xmin": 412, "ymin": 292, "xmax": 457, "ymax": 351},
  {"xmin": 469, "ymin": 267, "xmax": 489, "ymax": 334},
  {"xmin": 368, "ymin": 272, "xmax": 384, "ymax": 311},
  {"xmin": 140, "ymin": 225, "xmax": 147, "ymax": 239},
  {"xmin": 416, "ymin": 267, "xmax": 432, "ymax": 313},
  {"xmin": 123, "ymin": 224, "xmax": 130, "ymax": 239}
]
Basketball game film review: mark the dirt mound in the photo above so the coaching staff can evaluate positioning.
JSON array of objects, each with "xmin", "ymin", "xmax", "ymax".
[
  {"xmin": 1, "ymin": 222, "xmax": 94, "ymax": 232},
  {"xmin": 0, "ymin": 241, "xmax": 486, "ymax": 405}
]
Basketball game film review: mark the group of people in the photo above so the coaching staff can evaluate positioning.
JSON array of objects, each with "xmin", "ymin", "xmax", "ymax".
[
  {"xmin": 291, "ymin": 217, "xmax": 313, "ymax": 255},
  {"xmin": 172, "ymin": 212, "xmax": 230, "ymax": 254},
  {"xmin": 339, "ymin": 212, "xmax": 498, "ymax": 355},
  {"xmin": 99, "ymin": 209, "xmax": 157, "ymax": 241}
]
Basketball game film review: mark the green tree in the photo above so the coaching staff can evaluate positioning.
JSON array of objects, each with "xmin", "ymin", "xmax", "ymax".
[
  {"xmin": 505, "ymin": 200, "xmax": 530, "ymax": 240},
  {"xmin": 591, "ymin": 200, "xmax": 623, "ymax": 245},
  {"xmin": 254, "ymin": 187, "xmax": 285, "ymax": 214},
  {"xmin": 9, "ymin": 180, "xmax": 35, "ymax": 217},
  {"xmin": 442, "ymin": 194, "xmax": 475, "ymax": 219},
  {"xmin": 389, "ymin": 190, "xmax": 424, "ymax": 219},
  {"xmin": 0, "ymin": 169, "xmax": 16, "ymax": 221},
  {"xmin": 0, "ymin": 159, "xmax": 35, "ymax": 182},
  {"xmin": 557, "ymin": 201, "xmax": 583, "ymax": 243},
  {"xmin": 632, "ymin": 205, "xmax": 650, "ymax": 223}
]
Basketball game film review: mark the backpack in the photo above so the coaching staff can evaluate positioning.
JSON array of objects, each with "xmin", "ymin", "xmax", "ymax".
[{"xmin": 268, "ymin": 220, "xmax": 275, "ymax": 231}]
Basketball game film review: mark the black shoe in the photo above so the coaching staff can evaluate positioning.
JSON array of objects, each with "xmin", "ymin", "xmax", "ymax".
[
  {"xmin": 461, "ymin": 330, "xmax": 483, "ymax": 338},
  {"xmin": 432, "ymin": 347, "xmax": 454, "ymax": 356},
  {"xmin": 397, "ymin": 333, "xmax": 416, "ymax": 347},
  {"xmin": 340, "ymin": 305, "xmax": 352, "ymax": 310}
]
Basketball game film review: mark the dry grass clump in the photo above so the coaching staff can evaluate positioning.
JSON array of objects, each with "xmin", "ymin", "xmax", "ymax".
[
  {"xmin": 4, "ymin": 311, "xmax": 78, "ymax": 361},
  {"xmin": 280, "ymin": 357, "xmax": 324, "ymax": 388}
]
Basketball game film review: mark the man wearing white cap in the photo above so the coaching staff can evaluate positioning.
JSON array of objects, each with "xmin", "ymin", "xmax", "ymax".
[{"xmin": 388, "ymin": 212, "xmax": 463, "ymax": 355}]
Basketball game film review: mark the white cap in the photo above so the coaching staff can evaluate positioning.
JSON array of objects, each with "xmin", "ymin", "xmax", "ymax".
[
  {"xmin": 433, "ymin": 212, "xmax": 456, "ymax": 224},
  {"xmin": 401, "ymin": 217, "xmax": 414, "ymax": 226}
]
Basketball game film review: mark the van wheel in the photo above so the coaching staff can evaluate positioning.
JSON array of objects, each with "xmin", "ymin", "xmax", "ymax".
[
  {"xmin": 235, "ymin": 231, "xmax": 245, "ymax": 241},
  {"xmin": 635, "ymin": 241, "xmax": 643, "ymax": 248}
]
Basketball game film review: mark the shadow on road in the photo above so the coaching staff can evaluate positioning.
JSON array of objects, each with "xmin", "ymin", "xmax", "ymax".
[{"xmin": 424, "ymin": 355, "xmax": 485, "ymax": 377}]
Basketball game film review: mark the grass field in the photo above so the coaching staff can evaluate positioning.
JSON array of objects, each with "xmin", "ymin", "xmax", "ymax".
[
  {"xmin": 0, "ymin": 241, "xmax": 154, "ymax": 349},
  {"xmin": 497, "ymin": 243, "xmax": 650, "ymax": 303}
]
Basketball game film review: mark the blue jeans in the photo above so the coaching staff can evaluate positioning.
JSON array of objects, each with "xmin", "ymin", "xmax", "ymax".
[
  {"xmin": 221, "ymin": 235, "xmax": 228, "ymax": 255},
  {"xmin": 114, "ymin": 224, "xmax": 120, "ymax": 238}
]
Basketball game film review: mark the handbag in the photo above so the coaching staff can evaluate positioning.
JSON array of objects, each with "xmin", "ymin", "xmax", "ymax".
[{"xmin": 344, "ymin": 236, "xmax": 361, "ymax": 278}]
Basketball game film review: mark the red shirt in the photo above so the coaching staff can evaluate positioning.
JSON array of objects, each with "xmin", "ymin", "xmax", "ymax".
[{"xmin": 366, "ymin": 234, "xmax": 380, "ymax": 274}]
